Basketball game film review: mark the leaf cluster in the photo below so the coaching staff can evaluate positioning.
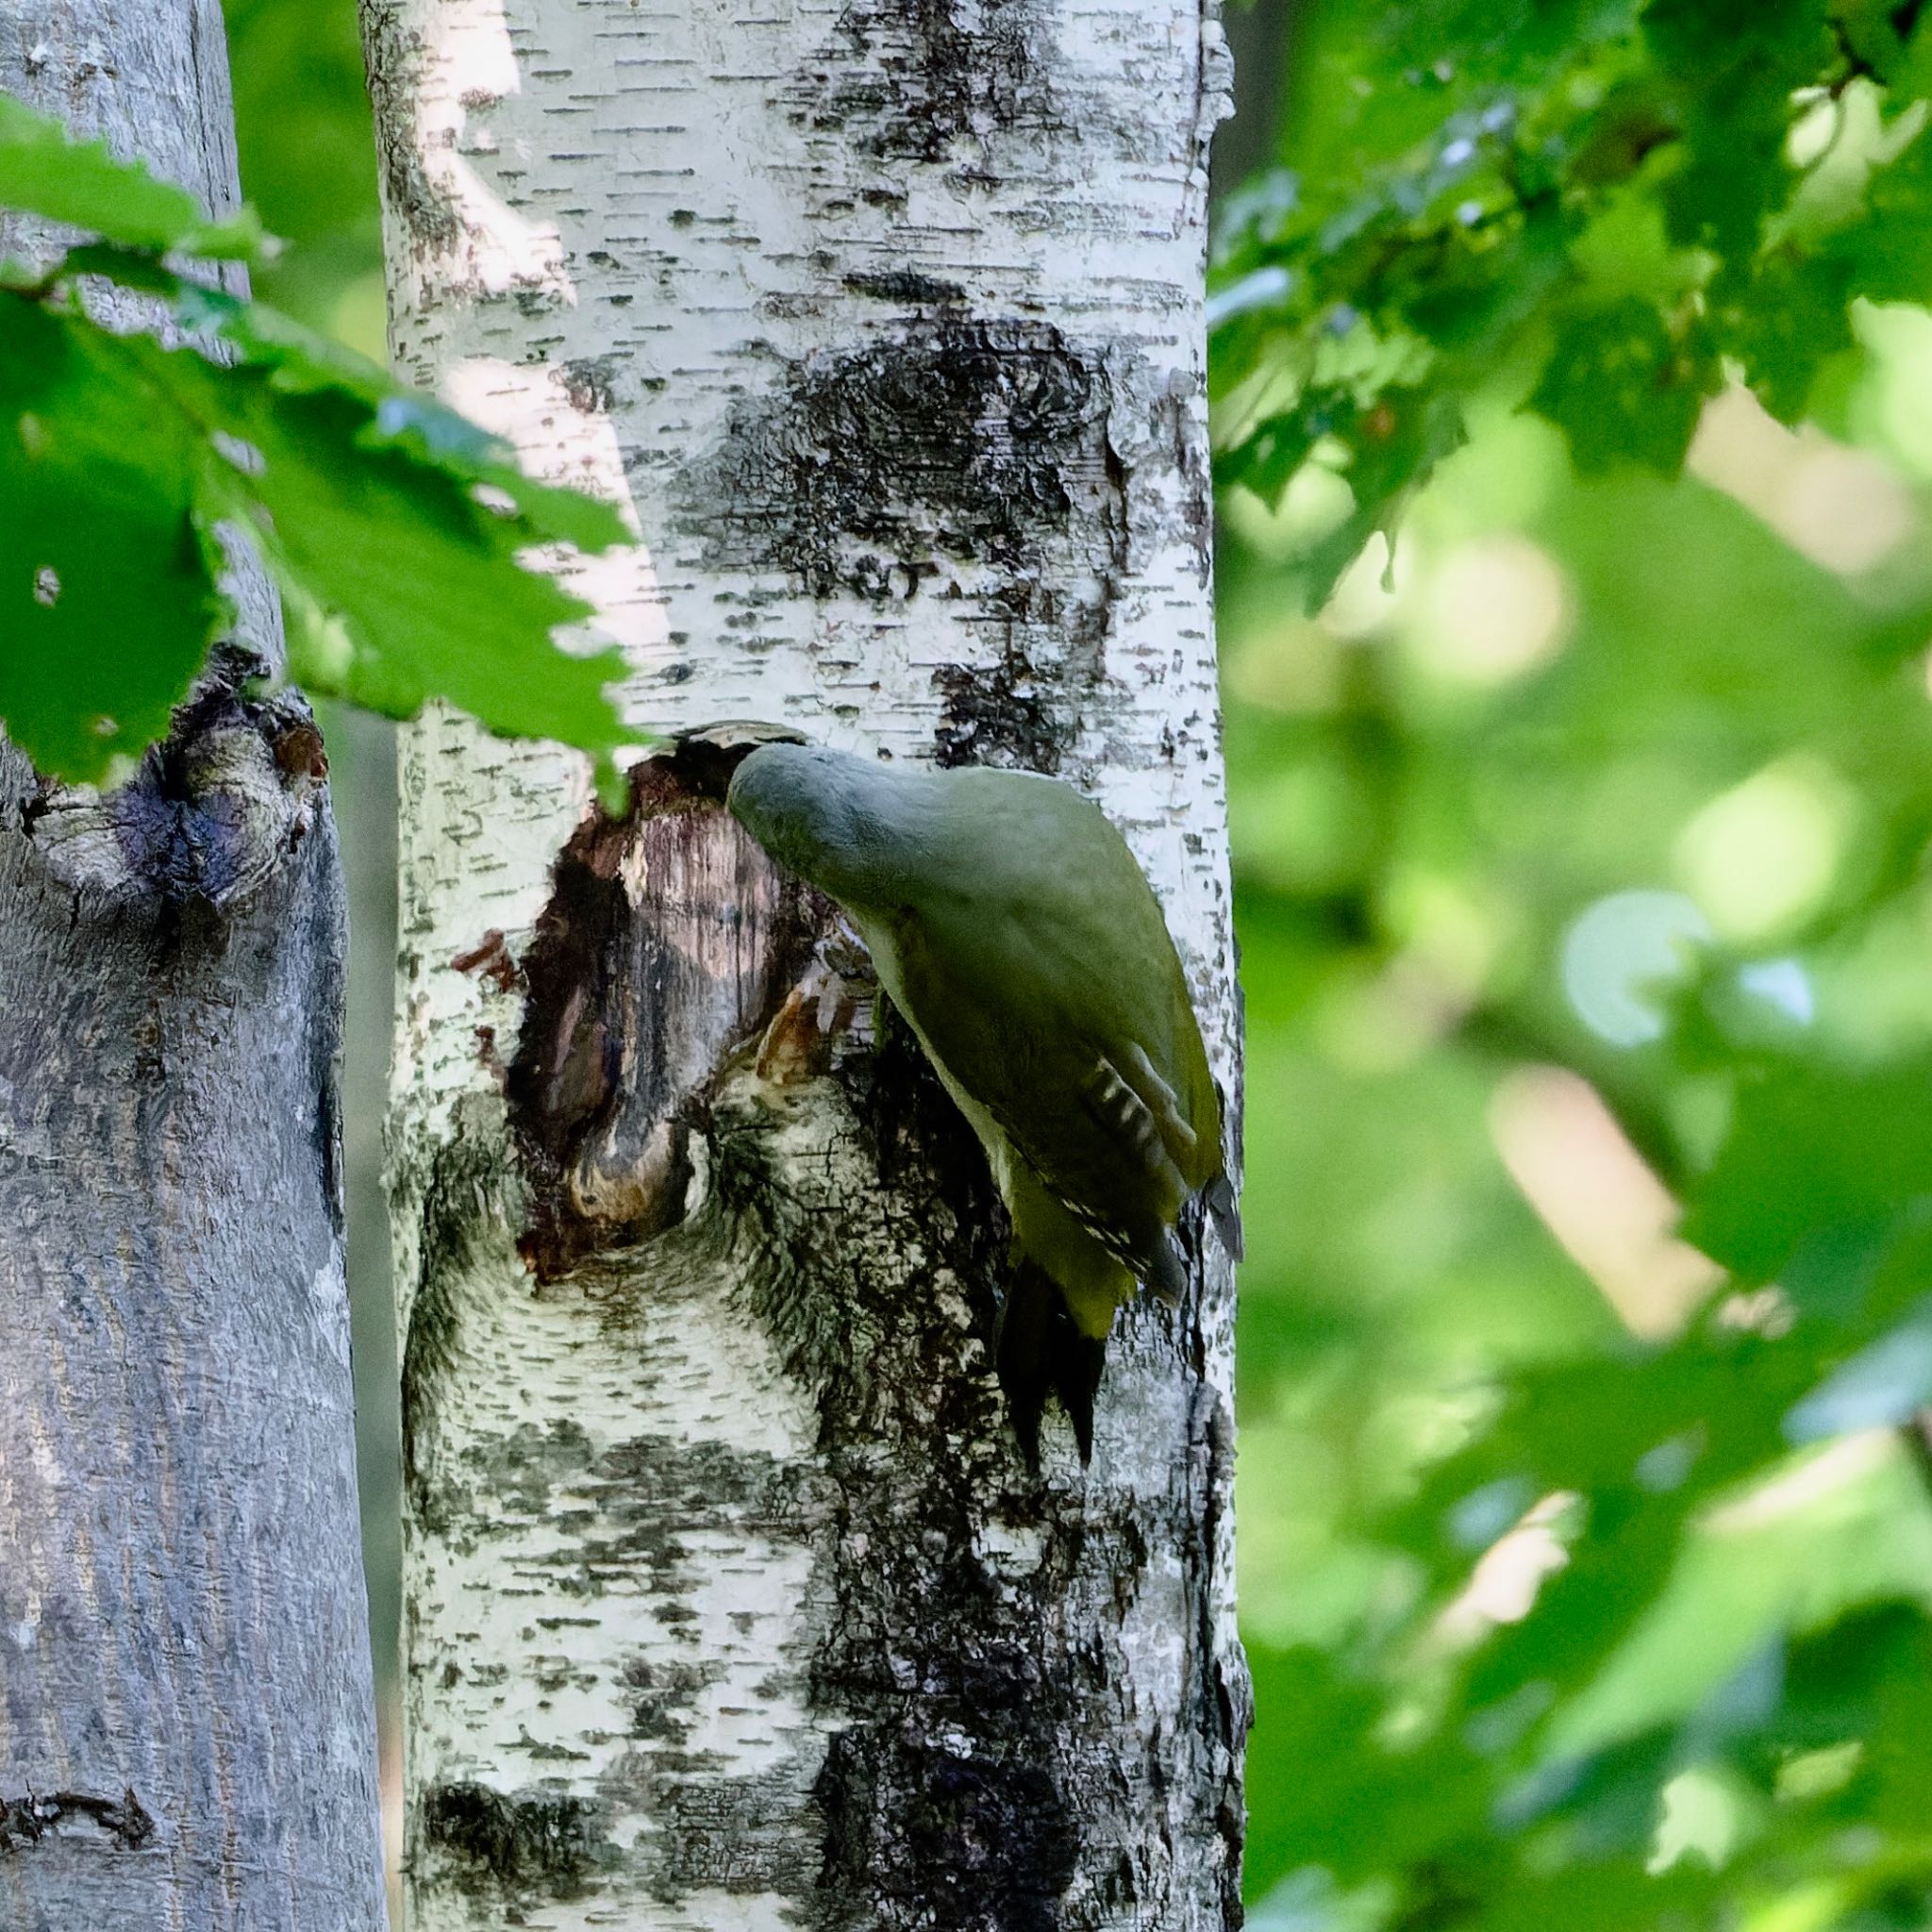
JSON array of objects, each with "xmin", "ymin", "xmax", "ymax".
[
  {"xmin": 1225, "ymin": 377, "xmax": 1932, "ymax": 1931},
  {"xmin": 0, "ymin": 94, "xmax": 635, "ymax": 788},
  {"xmin": 1211, "ymin": 0, "xmax": 1932, "ymax": 607}
]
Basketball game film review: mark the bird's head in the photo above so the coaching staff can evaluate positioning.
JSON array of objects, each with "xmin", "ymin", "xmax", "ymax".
[{"xmin": 725, "ymin": 741, "xmax": 924, "ymax": 908}]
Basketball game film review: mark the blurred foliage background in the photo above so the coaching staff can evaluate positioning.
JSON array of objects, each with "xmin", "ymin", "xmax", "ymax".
[
  {"xmin": 220, "ymin": 0, "xmax": 404, "ymax": 1865},
  {"xmin": 222, "ymin": 2, "xmax": 1932, "ymax": 1925}
]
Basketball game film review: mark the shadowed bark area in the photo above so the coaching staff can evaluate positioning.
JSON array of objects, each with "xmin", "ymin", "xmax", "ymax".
[
  {"xmin": 365, "ymin": 0, "xmax": 1244, "ymax": 1923},
  {"xmin": 0, "ymin": 665, "xmax": 386, "ymax": 1930},
  {"xmin": 0, "ymin": 8, "xmax": 386, "ymax": 1926}
]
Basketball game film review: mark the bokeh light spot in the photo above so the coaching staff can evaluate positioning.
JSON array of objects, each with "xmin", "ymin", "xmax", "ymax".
[
  {"xmin": 1413, "ymin": 533, "xmax": 1574, "ymax": 687},
  {"xmin": 1561, "ymin": 889, "xmax": 1712, "ymax": 1047},
  {"xmin": 1738, "ymin": 957, "xmax": 1816, "ymax": 1025},
  {"xmin": 1675, "ymin": 757, "xmax": 1855, "ymax": 942}
]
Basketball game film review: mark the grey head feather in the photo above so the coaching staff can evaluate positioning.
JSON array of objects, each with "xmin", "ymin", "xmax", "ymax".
[{"xmin": 726, "ymin": 741, "xmax": 943, "ymax": 909}]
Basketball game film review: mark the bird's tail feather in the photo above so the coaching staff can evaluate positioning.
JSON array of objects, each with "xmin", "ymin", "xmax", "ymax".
[
  {"xmin": 995, "ymin": 1262, "xmax": 1105, "ymax": 1466},
  {"xmin": 1145, "ymin": 1236, "xmax": 1187, "ymax": 1307}
]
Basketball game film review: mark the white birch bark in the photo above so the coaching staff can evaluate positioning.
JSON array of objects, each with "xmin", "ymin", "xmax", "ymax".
[
  {"xmin": 0, "ymin": 6, "xmax": 387, "ymax": 1927},
  {"xmin": 359, "ymin": 1, "xmax": 1244, "ymax": 1924}
]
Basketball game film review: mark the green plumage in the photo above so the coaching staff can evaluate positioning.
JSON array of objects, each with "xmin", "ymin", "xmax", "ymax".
[{"xmin": 726, "ymin": 742, "xmax": 1239, "ymax": 1385}]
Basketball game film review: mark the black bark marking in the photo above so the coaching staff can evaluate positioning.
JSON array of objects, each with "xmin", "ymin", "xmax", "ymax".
[
  {"xmin": 358, "ymin": 16, "xmax": 463, "ymax": 255},
  {"xmin": 420, "ymin": 1781, "xmax": 602, "ymax": 1903},
  {"xmin": 620, "ymin": 1657, "xmax": 718, "ymax": 1746},
  {"xmin": 696, "ymin": 1011, "xmax": 1153, "ymax": 1927},
  {"xmin": 844, "ymin": 268, "xmax": 966, "ymax": 305},
  {"xmin": 400, "ymin": 1123, "xmax": 510, "ymax": 1519},
  {"xmin": 1155, "ymin": 376, "xmax": 1215, "ymax": 589},
  {"xmin": 685, "ymin": 319, "xmax": 1118, "ymax": 605},
  {"xmin": 688, "ymin": 321, "xmax": 1127, "ymax": 769},
  {"xmin": 506, "ymin": 735, "xmax": 817, "ymax": 1280},
  {"xmin": 557, "ymin": 355, "xmax": 622, "ymax": 415},
  {"xmin": 312, "ymin": 937, "xmax": 347, "ymax": 1240},
  {"xmin": 558, "ymin": 1426, "xmax": 799, "ymax": 1609},
  {"xmin": 790, "ymin": 0, "xmax": 1057, "ymax": 162},
  {"xmin": 0, "ymin": 1790, "xmax": 155, "ymax": 1854},
  {"xmin": 818, "ymin": 1733, "xmax": 1078, "ymax": 1932},
  {"xmin": 933, "ymin": 646, "xmax": 1063, "ymax": 773}
]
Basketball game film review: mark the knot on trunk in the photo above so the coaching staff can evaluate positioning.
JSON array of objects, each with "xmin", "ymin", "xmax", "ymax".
[
  {"xmin": 19, "ymin": 645, "xmax": 331, "ymax": 911},
  {"xmin": 0, "ymin": 1787, "xmax": 156, "ymax": 1854}
]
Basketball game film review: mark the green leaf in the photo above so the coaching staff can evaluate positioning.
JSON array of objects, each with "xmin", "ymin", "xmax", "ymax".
[
  {"xmin": 0, "ymin": 92, "xmax": 264, "ymax": 261},
  {"xmin": 1680, "ymin": 1058, "xmax": 1932, "ymax": 1285},
  {"xmin": 0, "ymin": 300, "xmax": 218, "ymax": 780},
  {"xmin": 0, "ymin": 276, "xmax": 639, "ymax": 787},
  {"xmin": 1222, "ymin": 388, "xmax": 1357, "ymax": 507},
  {"xmin": 1244, "ymin": 1641, "xmax": 1491, "ymax": 1895},
  {"xmin": 198, "ymin": 291, "xmax": 627, "ymax": 555},
  {"xmin": 1541, "ymin": 1433, "xmax": 1932, "ymax": 1767},
  {"xmin": 1712, "ymin": 253, "xmax": 1857, "ymax": 425},
  {"xmin": 1310, "ymin": 389, "xmax": 1470, "ymax": 611},
  {"xmin": 1209, "ymin": 0, "xmax": 1932, "ymax": 596},
  {"xmin": 1773, "ymin": 1606, "xmax": 1932, "ymax": 1838},
  {"xmin": 1642, "ymin": 0, "xmax": 1828, "ymax": 257},
  {"xmin": 174, "ymin": 332, "xmax": 633, "ymax": 774},
  {"xmin": 1829, "ymin": 120, "xmax": 1932, "ymax": 306},
  {"xmin": 241, "ymin": 377, "xmax": 632, "ymax": 760},
  {"xmin": 1834, "ymin": 0, "xmax": 1915, "ymax": 82},
  {"xmin": 1529, "ymin": 296, "xmax": 1716, "ymax": 475}
]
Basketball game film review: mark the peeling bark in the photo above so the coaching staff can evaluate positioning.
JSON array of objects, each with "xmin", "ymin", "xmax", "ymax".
[
  {"xmin": 0, "ymin": 10, "xmax": 386, "ymax": 1927},
  {"xmin": 362, "ymin": 0, "xmax": 1244, "ymax": 1924}
]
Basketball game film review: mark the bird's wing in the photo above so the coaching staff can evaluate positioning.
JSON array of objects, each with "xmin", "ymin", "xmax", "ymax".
[{"xmin": 884, "ymin": 884, "xmax": 1209, "ymax": 1282}]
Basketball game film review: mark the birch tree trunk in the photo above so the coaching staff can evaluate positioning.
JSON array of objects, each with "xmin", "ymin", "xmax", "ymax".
[
  {"xmin": 0, "ymin": 8, "xmax": 387, "ymax": 1927},
  {"xmin": 360, "ymin": 1, "xmax": 1245, "ymax": 1924}
]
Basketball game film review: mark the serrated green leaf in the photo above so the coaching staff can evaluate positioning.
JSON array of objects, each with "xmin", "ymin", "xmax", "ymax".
[
  {"xmin": 1222, "ymin": 389, "xmax": 1357, "ymax": 507},
  {"xmin": 177, "ymin": 283, "xmax": 633, "ymax": 557},
  {"xmin": 0, "ymin": 273, "xmax": 639, "ymax": 785},
  {"xmin": 1713, "ymin": 253, "xmax": 1858, "ymax": 425},
  {"xmin": 241, "ymin": 378, "xmax": 633, "ymax": 757},
  {"xmin": 1208, "ymin": 0, "xmax": 1932, "ymax": 599},
  {"xmin": 1309, "ymin": 390, "xmax": 1469, "ymax": 611},
  {"xmin": 1643, "ymin": 0, "xmax": 1830, "ymax": 256},
  {"xmin": 0, "ymin": 299, "xmax": 221, "ymax": 780},
  {"xmin": 142, "ymin": 328, "xmax": 633, "ymax": 774},
  {"xmin": 303, "ymin": 383, "xmax": 625, "ymax": 562},
  {"xmin": 1829, "ymin": 119, "xmax": 1932, "ymax": 305},
  {"xmin": 0, "ymin": 92, "xmax": 264, "ymax": 261}
]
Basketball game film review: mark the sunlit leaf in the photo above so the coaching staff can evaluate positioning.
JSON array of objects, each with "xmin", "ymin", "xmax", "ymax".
[
  {"xmin": 0, "ymin": 263, "xmax": 638, "ymax": 787},
  {"xmin": 0, "ymin": 300, "xmax": 217, "ymax": 778}
]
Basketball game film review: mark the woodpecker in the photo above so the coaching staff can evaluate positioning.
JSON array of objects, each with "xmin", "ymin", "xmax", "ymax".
[{"xmin": 727, "ymin": 741, "xmax": 1239, "ymax": 1450}]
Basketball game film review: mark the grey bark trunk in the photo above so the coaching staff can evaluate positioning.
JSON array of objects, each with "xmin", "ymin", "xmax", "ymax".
[
  {"xmin": 0, "ymin": 8, "xmax": 388, "ymax": 1927},
  {"xmin": 361, "ymin": 1, "xmax": 1246, "ymax": 1924}
]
